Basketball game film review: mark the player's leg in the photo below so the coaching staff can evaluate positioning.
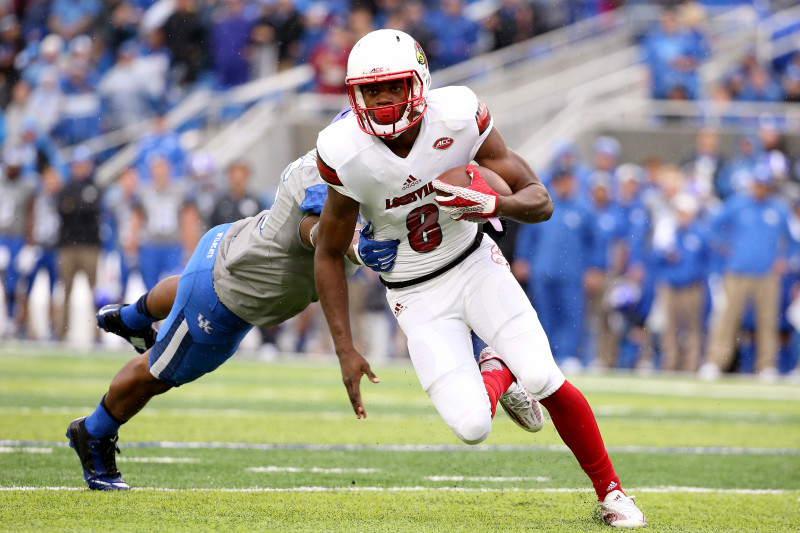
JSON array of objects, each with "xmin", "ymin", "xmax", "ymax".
[
  {"xmin": 68, "ymin": 224, "xmax": 251, "ymax": 490},
  {"xmin": 472, "ymin": 332, "xmax": 544, "ymax": 432},
  {"xmin": 464, "ymin": 239, "xmax": 645, "ymax": 527},
  {"xmin": 97, "ymin": 275, "xmax": 179, "ymax": 353},
  {"xmin": 388, "ymin": 287, "xmax": 493, "ymax": 444}
]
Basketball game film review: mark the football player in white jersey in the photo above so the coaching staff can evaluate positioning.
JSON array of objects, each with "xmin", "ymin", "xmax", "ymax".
[{"xmin": 314, "ymin": 29, "xmax": 645, "ymax": 528}]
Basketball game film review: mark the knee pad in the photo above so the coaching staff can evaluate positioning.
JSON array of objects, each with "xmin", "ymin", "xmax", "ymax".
[
  {"xmin": 449, "ymin": 410, "xmax": 492, "ymax": 445},
  {"xmin": 517, "ymin": 362, "xmax": 566, "ymax": 401}
]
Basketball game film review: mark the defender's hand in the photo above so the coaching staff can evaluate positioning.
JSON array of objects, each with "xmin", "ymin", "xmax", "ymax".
[
  {"xmin": 356, "ymin": 222, "xmax": 401, "ymax": 272},
  {"xmin": 433, "ymin": 165, "xmax": 500, "ymax": 221},
  {"xmin": 338, "ymin": 350, "xmax": 380, "ymax": 418}
]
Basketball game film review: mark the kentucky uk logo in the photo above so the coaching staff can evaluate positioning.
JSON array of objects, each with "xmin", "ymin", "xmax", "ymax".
[{"xmin": 197, "ymin": 313, "xmax": 213, "ymax": 334}]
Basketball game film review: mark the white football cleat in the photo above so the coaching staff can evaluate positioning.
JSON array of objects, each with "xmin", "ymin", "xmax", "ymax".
[
  {"xmin": 479, "ymin": 348, "xmax": 544, "ymax": 432},
  {"xmin": 600, "ymin": 490, "xmax": 646, "ymax": 528}
]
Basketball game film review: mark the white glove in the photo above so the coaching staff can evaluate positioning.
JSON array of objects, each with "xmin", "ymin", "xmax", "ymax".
[{"xmin": 433, "ymin": 165, "xmax": 500, "ymax": 222}]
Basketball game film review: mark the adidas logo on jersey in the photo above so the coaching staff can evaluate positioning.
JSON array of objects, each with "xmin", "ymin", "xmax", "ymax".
[
  {"xmin": 402, "ymin": 175, "xmax": 420, "ymax": 190},
  {"xmin": 393, "ymin": 302, "xmax": 407, "ymax": 317}
]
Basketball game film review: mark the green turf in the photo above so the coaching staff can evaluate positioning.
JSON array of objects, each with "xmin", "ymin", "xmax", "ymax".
[{"xmin": 1, "ymin": 347, "xmax": 799, "ymax": 532}]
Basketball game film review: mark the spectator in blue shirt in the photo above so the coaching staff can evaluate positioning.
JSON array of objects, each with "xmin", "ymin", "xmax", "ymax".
[
  {"xmin": 134, "ymin": 114, "xmax": 186, "ymax": 182},
  {"xmin": 20, "ymin": 33, "xmax": 63, "ymax": 89},
  {"xmin": 54, "ymin": 59, "xmax": 101, "ymax": 146},
  {"xmin": 15, "ymin": 116, "xmax": 68, "ymax": 179},
  {"xmin": 512, "ymin": 169, "xmax": 593, "ymax": 372},
  {"xmin": 701, "ymin": 165, "xmax": 794, "ymax": 380},
  {"xmin": 48, "ymin": 0, "xmax": 101, "ymax": 41},
  {"xmin": 211, "ymin": 0, "xmax": 254, "ymax": 88},
  {"xmin": 541, "ymin": 139, "xmax": 591, "ymax": 187},
  {"xmin": 653, "ymin": 193, "xmax": 709, "ymax": 372},
  {"xmin": 737, "ymin": 64, "xmax": 784, "ymax": 102},
  {"xmin": 427, "ymin": 0, "xmax": 482, "ymax": 70},
  {"xmin": 641, "ymin": 9, "xmax": 707, "ymax": 99},
  {"xmin": 717, "ymin": 134, "xmax": 762, "ymax": 200}
]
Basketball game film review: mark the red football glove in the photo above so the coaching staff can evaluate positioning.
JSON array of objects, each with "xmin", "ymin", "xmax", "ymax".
[{"xmin": 433, "ymin": 165, "xmax": 500, "ymax": 222}]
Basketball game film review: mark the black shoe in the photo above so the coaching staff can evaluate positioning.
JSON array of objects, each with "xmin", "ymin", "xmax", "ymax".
[
  {"xmin": 97, "ymin": 304, "xmax": 157, "ymax": 354},
  {"xmin": 66, "ymin": 417, "xmax": 129, "ymax": 490}
]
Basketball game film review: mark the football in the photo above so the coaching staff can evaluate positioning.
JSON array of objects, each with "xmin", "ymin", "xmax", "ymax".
[{"xmin": 434, "ymin": 165, "xmax": 512, "ymax": 196}]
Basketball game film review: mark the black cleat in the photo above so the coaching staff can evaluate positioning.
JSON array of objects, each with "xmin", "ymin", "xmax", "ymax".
[
  {"xmin": 97, "ymin": 304, "xmax": 157, "ymax": 354},
  {"xmin": 66, "ymin": 417, "xmax": 129, "ymax": 490}
]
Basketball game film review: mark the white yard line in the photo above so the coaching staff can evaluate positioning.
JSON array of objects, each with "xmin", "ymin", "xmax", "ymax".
[
  {"xmin": 117, "ymin": 457, "xmax": 199, "ymax": 463},
  {"xmin": 2, "ymin": 439, "xmax": 798, "ymax": 455},
  {"xmin": 0, "ymin": 446, "xmax": 51, "ymax": 454},
  {"xmin": 426, "ymin": 476, "xmax": 550, "ymax": 482},
  {"xmin": 246, "ymin": 466, "xmax": 380, "ymax": 474},
  {"xmin": 2, "ymin": 405, "xmax": 796, "ymax": 425},
  {"xmin": 0, "ymin": 485, "xmax": 795, "ymax": 494}
]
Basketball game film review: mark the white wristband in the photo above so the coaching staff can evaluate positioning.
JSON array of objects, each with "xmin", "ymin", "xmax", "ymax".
[{"xmin": 309, "ymin": 222, "xmax": 319, "ymax": 248}]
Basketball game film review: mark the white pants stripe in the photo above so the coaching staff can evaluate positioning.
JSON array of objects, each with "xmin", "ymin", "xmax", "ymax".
[{"xmin": 150, "ymin": 320, "xmax": 190, "ymax": 380}]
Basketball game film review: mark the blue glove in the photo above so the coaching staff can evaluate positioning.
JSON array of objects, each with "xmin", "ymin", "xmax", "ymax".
[{"xmin": 357, "ymin": 222, "xmax": 400, "ymax": 273}]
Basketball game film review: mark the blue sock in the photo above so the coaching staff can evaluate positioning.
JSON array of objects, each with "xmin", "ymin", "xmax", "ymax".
[
  {"xmin": 84, "ymin": 395, "xmax": 123, "ymax": 439},
  {"xmin": 120, "ymin": 292, "xmax": 155, "ymax": 330}
]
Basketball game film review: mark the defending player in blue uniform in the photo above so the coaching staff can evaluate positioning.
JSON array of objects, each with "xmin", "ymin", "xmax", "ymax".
[{"xmin": 66, "ymin": 150, "xmax": 368, "ymax": 490}]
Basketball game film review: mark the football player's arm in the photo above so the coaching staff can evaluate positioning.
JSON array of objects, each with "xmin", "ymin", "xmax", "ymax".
[
  {"xmin": 474, "ymin": 128, "xmax": 553, "ymax": 224},
  {"xmin": 314, "ymin": 186, "xmax": 379, "ymax": 419},
  {"xmin": 300, "ymin": 214, "xmax": 360, "ymax": 265}
]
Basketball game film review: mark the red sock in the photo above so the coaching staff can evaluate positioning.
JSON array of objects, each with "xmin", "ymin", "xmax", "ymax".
[
  {"xmin": 481, "ymin": 365, "xmax": 514, "ymax": 418},
  {"xmin": 539, "ymin": 380, "xmax": 622, "ymax": 500}
]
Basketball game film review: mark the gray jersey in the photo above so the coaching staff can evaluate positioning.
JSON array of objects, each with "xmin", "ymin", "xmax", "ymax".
[
  {"xmin": 0, "ymin": 176, "xmax": 34, "ymax": 236},
  {"xmin": 212, "ymin": 150, "xmax": 357, "ymax": 327}
]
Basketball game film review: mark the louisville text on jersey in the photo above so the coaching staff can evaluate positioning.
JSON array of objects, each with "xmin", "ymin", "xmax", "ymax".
[{"xmin": 385, "ymin": 181, "xmax": 437, "ymax": 210}]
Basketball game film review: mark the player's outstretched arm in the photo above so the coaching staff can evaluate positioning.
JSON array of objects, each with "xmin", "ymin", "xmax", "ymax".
[
  {"xmin": 314, "ymin": 187, "xmax": 379, "ymax": 418},
  {"xmin": 474, "ymin": 128, "xmax": 553, "ymax": 224}
]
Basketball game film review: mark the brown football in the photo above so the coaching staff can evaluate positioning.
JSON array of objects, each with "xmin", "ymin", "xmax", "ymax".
[{"xmin": 434, "ymin": 165, "xmax": 512, "ymax": 196}]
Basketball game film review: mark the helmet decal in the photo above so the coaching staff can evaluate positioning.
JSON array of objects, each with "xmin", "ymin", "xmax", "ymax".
[{"xmin": 415, "ymin": 42, "xmax": 426, "ymax": 66}]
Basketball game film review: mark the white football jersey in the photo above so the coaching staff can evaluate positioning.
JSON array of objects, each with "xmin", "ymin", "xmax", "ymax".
[{"xmin": 317, "ymin": 86, "xmax": 493, "ymax": 283}]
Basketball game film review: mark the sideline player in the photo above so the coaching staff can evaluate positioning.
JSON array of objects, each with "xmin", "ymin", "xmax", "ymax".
[
  {"xmin": 313, "ymin": 29, "xmax": 646, "ymax": 527},
  {"xmin": 65, "ymin": 149, "xmax": 367, "ymax": 490}
]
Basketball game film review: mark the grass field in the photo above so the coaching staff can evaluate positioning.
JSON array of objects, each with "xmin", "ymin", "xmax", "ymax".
[{"xmin": 1, "ymin": 346, "xmax": 799, "ymax": 532}]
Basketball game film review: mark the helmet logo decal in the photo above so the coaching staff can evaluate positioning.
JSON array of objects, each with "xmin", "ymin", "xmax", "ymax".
[
  {"xmin": 433, "ymin": 137, "xmax": 454, "ymax": 150},
  {"xmin": 369, "ymin": 67, "xmax": 385, "ymax": 74},
  {"xmin": 415, "ymin": 41, "xmax": 426, "ymax": 66}
]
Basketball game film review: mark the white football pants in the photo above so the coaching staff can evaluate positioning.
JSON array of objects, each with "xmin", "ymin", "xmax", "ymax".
[{"xmin": 385, "ymin": 236, "xmax": 565, "ymax": 444}]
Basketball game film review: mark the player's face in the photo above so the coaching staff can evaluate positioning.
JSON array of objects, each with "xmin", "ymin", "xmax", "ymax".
[{"xmin": 360, "ymin": 79, "xmax": 410, "ymax": 124}]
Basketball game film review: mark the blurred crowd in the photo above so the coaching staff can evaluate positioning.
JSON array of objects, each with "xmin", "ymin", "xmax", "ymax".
[
  {"xmin": 641, "ymin": 2, "xmax": 800, "ymax": 105},
  {"xmin": 510, "ymin": 127, "xmax": 800, "ymax": 380},
  {"xmin": 1, "ymin": 0, "xmax": 800, "ymax": 381},
  {"xmin": 0, "ymin": 0, "xmax": 618, "ymax": 151},
  {"xmin": 0, "ymin": 127, "xmax": 266, "ymax": 342}
]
